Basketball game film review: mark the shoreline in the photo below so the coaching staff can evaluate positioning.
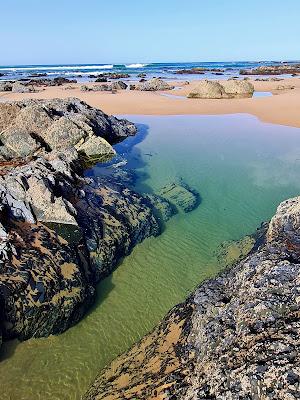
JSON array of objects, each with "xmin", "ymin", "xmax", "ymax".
[{"xmin": 1, "ymin": 77, "xmax": 300, "ymax": 128}]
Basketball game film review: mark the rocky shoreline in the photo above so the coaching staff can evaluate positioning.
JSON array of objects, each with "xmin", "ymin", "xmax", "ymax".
[
  {"xmin": 84, "ymin": 197, "xmax": 300, "ymax": 399},
  {"xmin": 0, "ymin": 98, "xmax": 198, "ymax": 347}
]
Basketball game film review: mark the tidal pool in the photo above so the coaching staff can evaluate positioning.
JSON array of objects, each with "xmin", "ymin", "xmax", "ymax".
[{"xmin": 1, "ymin": 114, "xmax": 300, "ymax": 400}]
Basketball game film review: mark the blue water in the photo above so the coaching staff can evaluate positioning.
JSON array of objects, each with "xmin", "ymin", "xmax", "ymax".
[{"xmin": 1, "ymin": 61, "xmax": 299, "ymax": 82}]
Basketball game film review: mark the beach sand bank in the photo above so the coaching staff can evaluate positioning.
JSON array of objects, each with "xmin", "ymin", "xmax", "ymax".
[{"xmin": 1, "ymin": 77, "xmax": 300, "ymax": 128}]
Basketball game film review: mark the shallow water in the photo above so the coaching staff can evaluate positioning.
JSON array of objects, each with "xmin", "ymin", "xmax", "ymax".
[
  {"xmin": 253, "ymin": 91, "xmax": 273, "ymax": 98},
  {"xmin": 1, "ymin": 114, "xmax": 300, "ymax": 400}
]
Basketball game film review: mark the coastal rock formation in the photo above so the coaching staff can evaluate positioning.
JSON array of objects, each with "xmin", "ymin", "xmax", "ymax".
[
  {"xmin": 84, "ymin": 197, "xmax": 300, "ymax": 400},
  {"xmin": 0, "ymin": 98, "xmax": 200, "ymax": 344},
  {"xmin": 187, "ymin": 79, "xmax": 254, "ymax": 99},
  {"xmin": 0, "ymin": 77, "xmax": 77, "ymax": 91},
  {"xmin": 11, "ymin": 82, "xmax": 36, "ymax": 93},
  {"xmin": 81, "ymin": 81, "xmax": 128, "ymax": 92},
  {"xmin": 0, "ymin": 98, "xmax": 136, "ymax": 160},
  {"xmin": 176, "ymin": 68, "xmax": 225, "ymax": 75},
  {"xmin": 111, "ymin": 80, "xmax": 128, "ymax": 90},
  {"xmin": 138, "ymin": 78, "xmax": 174, "ymax": 91},
  {"xmin": 0, "ymin": 82, "xmax": 13, "ymax": 92},
  {"xmin": 240, "ymin": 63, "xmax": 300, "ymax": 75}
]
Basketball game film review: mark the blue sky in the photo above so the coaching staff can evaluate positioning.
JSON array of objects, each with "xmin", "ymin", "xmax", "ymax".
[{"xmin": 1, "ymin": 0, "xmax": 300, "ymax": 65}]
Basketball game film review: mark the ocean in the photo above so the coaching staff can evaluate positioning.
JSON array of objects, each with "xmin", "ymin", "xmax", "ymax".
[{"xmin": 0, "ymin": 61, "xmax": 299, "ymax": 82}]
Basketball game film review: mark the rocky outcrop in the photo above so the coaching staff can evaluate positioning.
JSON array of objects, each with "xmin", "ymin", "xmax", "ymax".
[
  {"xmin": 0, "ymin": 77, "xmax": 77, "ymax": 92},
  {"xmin": 84, "ymin": 197, "xmax": 300, "ymax": 400},
  {"xmin": 11, "ymin": 82, "xmax": 36, "ymax": 93},
  {"xmin": 188, "ymin": 79, "xmax": 254, "ymax": 99},
  {"xmin": 0, "ymin": 82, "xmax": 13, "ymax": 92},
  {"xmin": 81, "ymin": 81, "xmax": 128, "ymax": 92},
  {"xmin": 137, "ymin": 78, "xmax": 174, "ymax": 91},
  {"xmin": 176, "ymin": 68, "xmax": 225, "ymax": 75},
  {"xmin": 0, "ymin": 98, "xmax": 136, "ymax": 160},
  {"xmin": 240, "ymin": 63, "xmax": 300, "ymax": 75},
  {"xmin": 0, "ymin": 98, "xmax": 199, "ymax": 344}
]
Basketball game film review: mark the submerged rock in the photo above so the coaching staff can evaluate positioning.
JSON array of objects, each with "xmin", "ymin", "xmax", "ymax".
[
  {"xmin": 158, "ymin": 180, "xmax": 198, "ymax": 212},
  {"xmin": 84, "ymin": 197, "xmax": 300, "ymax": 400},
  {"xmin": 187, "ymin": 79, "xmax": 254, "ymax": 99}
]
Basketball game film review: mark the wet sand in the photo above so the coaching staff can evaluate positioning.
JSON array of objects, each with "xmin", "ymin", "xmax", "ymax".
[{"xmin": 1, "ymin": 77, "xmax": 300, "ymax": 127}]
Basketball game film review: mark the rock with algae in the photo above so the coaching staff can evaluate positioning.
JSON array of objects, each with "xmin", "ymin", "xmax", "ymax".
[
  {"xmin": 84, "ymin": 197, "xmax": 300, "ymax": 400},
  {"xmin": 0, "ymin": 99, "xmax": 201, "ymax": 344}
]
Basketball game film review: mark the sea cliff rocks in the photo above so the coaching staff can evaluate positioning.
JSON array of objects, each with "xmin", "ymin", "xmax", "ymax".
[
  {"xmin": 187, "ymin": 79, "xmax": 254, "ymax": 99},
  {"xmin": 84, "ymin": 197, "xmax": 300, "ymax": 400}
]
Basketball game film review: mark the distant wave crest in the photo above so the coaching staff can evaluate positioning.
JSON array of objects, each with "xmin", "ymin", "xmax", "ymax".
[{"xmin": 125, "ymin": 63, "xmax": 148, "ymax": 68}]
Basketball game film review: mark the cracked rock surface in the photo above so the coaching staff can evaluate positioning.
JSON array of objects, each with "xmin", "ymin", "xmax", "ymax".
[{"xmin": 84, "ymin": 197, "xmax": 300, "ymax": 400}]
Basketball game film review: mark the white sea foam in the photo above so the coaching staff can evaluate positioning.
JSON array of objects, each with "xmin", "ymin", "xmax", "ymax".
[{"xmin": 125, "ymin": 63, "xmax": 148, "ymax": 68}]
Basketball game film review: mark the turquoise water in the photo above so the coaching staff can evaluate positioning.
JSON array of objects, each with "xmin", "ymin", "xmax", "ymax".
[{"xmin": 1, "ymin": 114, "xmax": 300, "ymax": 400}]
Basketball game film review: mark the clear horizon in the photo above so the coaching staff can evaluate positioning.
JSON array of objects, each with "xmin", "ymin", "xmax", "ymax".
[
  {"xmin": 1, "ymin": 0, "xmax": 300, "ymax": 65},
  {"xmin": 1, "ymin": 59, "xmax": 300, "ymax": 68}
]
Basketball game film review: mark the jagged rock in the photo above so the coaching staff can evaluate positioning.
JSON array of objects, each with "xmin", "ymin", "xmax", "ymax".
[
  {"xmin": 111, "ymin": 80, "xmax": 127, "ymax": 90},
  {"xmin": 0, "ymin": 98, "xmax": 137, "ymax": 160},
  {"xmin": 84, "ymin": 197, "xmax": 300, "ymax": 400},
  {"xmin": 188, "ymin": 79, "xmax": 254, "ymax": 99},
  {"xmin": 138, "ymin": 78, "xmax": 174, "ymax": 91},
  {"xmin": 158, "ymin": 180, "xmax": 198, "ymax": 212}
]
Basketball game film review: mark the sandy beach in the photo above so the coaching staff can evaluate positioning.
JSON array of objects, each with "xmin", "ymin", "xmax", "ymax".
[{"xmin": 1, "ymin": 77, "xmax": 300, "ymax": 128}]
